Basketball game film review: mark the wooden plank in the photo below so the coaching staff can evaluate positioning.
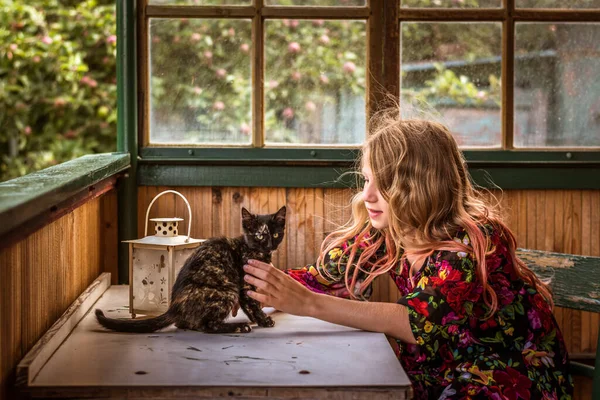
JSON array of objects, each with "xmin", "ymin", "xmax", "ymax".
[
  {"xmin": 399, "ymin": 9, "xmax": 505, "ymax": 20},
  {"xmin": 252, "ymin": 0, "xmax": 264, "ymax": 149},
  {"xmin": 286, "ymin": 188, "xmax": 299, "ymax": 270},
  {"xmin": 261, "ymin": 7, "xmax": 369, "ymax": 19},
  {"xmin": 591, "ymin": 191, "xmax": 600, "ymax": 359},
  {"xmin": 571, "ymin": 191, "xmax": 583, "ymax": 354},
  {"xmin": 513, "ymin": 9, "xmax": 600, "ymax": 21},
  {"xmin": 312, "ymin": 188, "xmax": 325, "ymax": 268},
  {"xmin": 367, "ymin": 0, "xmax": 383, "ymax": 121},
  {"xmin": 25, "ymin": 386, "xmax": 410, "ymax": 400},
  {"xmin": 15, "ymin": 273, "xmax": 111, "ymax": 389},
  {"xmin": 502, "ymin": 0, "xmax": 514, "ymax": 150},
  {"xmin": 517, "ymin": 249, "xmax": 600, "ymax": 313},
  {"xmin": 518, "ymin": 190, "xmax": 528, "ymax": 245},
  {"xmin": 0, "ymin": 241, "xmax": 22, "ymax": 400},
  {"xmin": 544, "ymin": 190, "xmax": 556, "ymax": 252},
  {"xmin": 581, "ymin": 191, "xmax": 592, "ymax": 354},
  {"xmin": 26, "ymin": 285, "xmax": 410, "ymax": 398},
  {"xmin": 146, "ymin": 5, "xmax": 255, "ymax": 18},
  {"xmin": 269, "ymin": 188, "xmax": 287, "ymax": 269}
]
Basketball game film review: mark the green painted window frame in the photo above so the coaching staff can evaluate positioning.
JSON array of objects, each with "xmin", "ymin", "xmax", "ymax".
[{"xmin": 124, "ymin": 3, "xmax": 600, "ymax": 190}]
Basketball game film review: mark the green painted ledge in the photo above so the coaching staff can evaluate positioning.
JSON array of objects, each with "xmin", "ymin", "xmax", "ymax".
[
  {"xmin": 137, "ymin": 163, "xmax": 600, "ymax": 189},
  {"xmin": 0, "ymin": 153, "xmax": 130, "ymax": 238}
]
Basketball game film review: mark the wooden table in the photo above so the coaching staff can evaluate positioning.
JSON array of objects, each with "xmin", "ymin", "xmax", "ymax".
[{"xmin": 17, "ymin": 274, "xmax": 412, "ymax": 399}]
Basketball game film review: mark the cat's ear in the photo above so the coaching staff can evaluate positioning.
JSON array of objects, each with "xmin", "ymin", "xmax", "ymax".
[
  {"xmin": 241, "ymin": 207, "xmax": 253, "ymax": 220},
  {"xmin": 273, "ymin": 205, "xmax": 286, "ymax": 225},
  {"xmin": 241, "ymin": 207, "xmax": 254, "ymax": 230}
]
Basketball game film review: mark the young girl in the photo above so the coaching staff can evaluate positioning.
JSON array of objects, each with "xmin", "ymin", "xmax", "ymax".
[{"xmin": 242, "ymin": 114, "xmax": 573, "ymax": 399}]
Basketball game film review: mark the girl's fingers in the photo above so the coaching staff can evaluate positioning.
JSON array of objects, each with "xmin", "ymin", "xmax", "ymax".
[
  {"xmin": 244, "ymin": 274, "xmax": 274, "ymax": 292},
  {"xmin": 247, "ymin": 259, "xmax": 271, "ymax": 270},
  {"xmin": 243, "ymin": 264, "xmax": 271, "ymax": 281},
  {"xmin": 246, "ymin": 290, "xmax": 269, "ymax": 304}
]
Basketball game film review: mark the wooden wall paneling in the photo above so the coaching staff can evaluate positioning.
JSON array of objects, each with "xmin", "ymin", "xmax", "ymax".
[
  {"xmin": 571, "ymin": 190, "xmax": 583, "ymax": 355},
  {"xmin": 535, "ymin": 190, "xmax": 546, "ymax": 253},
  {"xmin": 0, "ymin": 194, "xmax": 113, "ymax": 400},
  {"xmin": 563, "ymin": 190, "xmax": 575, "ymax": 355},
  {"xmin": 219, "ymin": 187, "xmax": 232, "ymax": 238},
  {"xmin": 304, "ymin": 188, "xmax": 316, "ymax": 269},
  {"xmin": 200, "ymin": 187, "xmax": 214, "ymax": 239},
  {"xmin": 525, "ymin": 191, "xmax": 537, "ymax": 249},
  {"xmin": 544, "ymin": 190, "xmax": 556, "ymax": 254},
  {"xmin": 311, "ymin": 188, "xmax": 325, "ymax": 270},
  {"xmin": 233, "ymin": 187, "xmax": 250, "ymax": 237},
  {"xmin": 101, "ymin": 190, "xmax": 119, "ymax": 285},
  {"xmin": 552, "ymin": 191, "xmax": 565, "ymax": 333},
  {"xmin": 0, "ymin": 242, "xmax": 22, "ymax": 400},
  {"xmin": 581, "ymin": 190, "xmax": 592, "ymax": 354},
  {"xmin": 269, "ymin": 188, "xmax": 287, "ymax": 269},
  {"xmin": 590, "ymin": 190, "xmax": 600, "ymax": 355},
  {"xmin": 287, "ymin": 188, "xmax": 304, "ymax": 270}
]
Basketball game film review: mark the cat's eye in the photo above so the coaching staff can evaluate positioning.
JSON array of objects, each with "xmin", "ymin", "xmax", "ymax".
[
  {"xmin": 256, "ymin": 234, "xmax": 263, "ymax": 240},
  {"xmin": 273, "ymin": 233, "xmax": 279, "ymax": 238}
]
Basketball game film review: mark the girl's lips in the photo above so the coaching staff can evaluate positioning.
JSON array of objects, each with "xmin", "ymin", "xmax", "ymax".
[{"xmin": 367, "ymin": 209, "xmax": 382, "ymax": 218}]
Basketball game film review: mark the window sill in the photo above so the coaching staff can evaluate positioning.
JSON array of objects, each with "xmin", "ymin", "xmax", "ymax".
[
  {"xmin": 0, "ymin": 153, "xmax": 130, "ymax": 239},
  {"xmin": 137, "ymin": 149, "xmax": 600, "ymax": 189}
]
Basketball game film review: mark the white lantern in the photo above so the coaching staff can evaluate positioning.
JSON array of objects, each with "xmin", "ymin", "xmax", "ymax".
[{"xmin": 124, "ymin": 190, "xmax": 204, "ymax": 318}]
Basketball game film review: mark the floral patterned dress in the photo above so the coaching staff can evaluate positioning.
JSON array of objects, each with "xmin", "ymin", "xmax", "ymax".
[{"xmin": 286, "ymin": 227, "xmax": 574, "ymax": 400}]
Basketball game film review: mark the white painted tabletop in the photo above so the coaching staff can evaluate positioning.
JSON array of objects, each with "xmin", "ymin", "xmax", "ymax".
[{"xmin": 33, "ymin": 286, "xmax": 411, "ymax": 389}]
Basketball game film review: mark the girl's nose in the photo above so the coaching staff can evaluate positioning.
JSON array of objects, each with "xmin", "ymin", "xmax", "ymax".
[{"xmin": 363, "ymin": 183, "xmax": 377, "ymax": 203}]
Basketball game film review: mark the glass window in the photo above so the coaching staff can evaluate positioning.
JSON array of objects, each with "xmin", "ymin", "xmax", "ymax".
[
  {"xmin": 514, "ymin": 23, "xmax": 600, "ymax": 147},
  {"xmin": 149, "ymin": 19, "xmax": 252, "ymax": 145},
  {"xmin": 401, "ymin": 23, "xmax": 502, "ymax": 148},
  {"xmin": 264, "ymin": 19, "xmax": 366, "ymax": 145}
]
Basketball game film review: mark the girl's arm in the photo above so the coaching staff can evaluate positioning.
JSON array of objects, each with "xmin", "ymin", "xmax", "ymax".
[{"xmin": 243, "ymin": 259, "xmax": 417, "ymax": 344}]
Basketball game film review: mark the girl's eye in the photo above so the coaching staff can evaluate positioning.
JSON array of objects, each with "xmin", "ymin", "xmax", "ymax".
[
  {"xmin": 273, "ymin": 233, "xmax": 279, "ymax": 238},
  {"xmin": 256, "ymin": 234, "xmax": 263, "ymax": 240}
]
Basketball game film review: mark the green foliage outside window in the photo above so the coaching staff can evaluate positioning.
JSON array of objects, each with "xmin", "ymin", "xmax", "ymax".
[{"xmin": 0, "ymin": 0, "xmax": 116, "ymax": 181}]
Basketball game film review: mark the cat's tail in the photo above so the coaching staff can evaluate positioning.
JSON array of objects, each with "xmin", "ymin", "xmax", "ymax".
[{"xmin": 95, "ymin": 309, "xmax": 176, "ymax": 333}]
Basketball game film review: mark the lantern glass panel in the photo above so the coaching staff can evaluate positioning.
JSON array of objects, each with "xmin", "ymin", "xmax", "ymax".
[{"xmin": 132, "ymin": 248, "xmax": 171, "ymax": 314}]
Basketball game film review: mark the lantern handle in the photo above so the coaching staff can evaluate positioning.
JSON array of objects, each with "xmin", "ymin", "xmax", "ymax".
[{"xmin": 144, "ymin": 190, "xmax": 192, "ymax": 243}]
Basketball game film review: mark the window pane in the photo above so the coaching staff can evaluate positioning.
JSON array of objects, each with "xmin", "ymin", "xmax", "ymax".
[
  {"xmin": 401, "ymin": 0, "xmax": 501, "ymax": 8},
  {"xmin": 401, "ymin": 23, "xmax": 502, "ymax": 148},
  {"xmin": 515, "ymin": 23, "xmax": 600, "ymax": 147},
  {"xmin": 149, "ymin": 0, "xmax": 250, "ymax": 5},
  {"xmin": 264, "ymin": 20, "xmax": 366, "ymax": 145},
  {"xmin": 517, "ymin": 0, "xmax": 600, "ymax": 9},
  {"xmin": 267, "ymin": 0, "xmax": 365, "ymax": 5},
  {"xmin": 149, "ymin": 19, "xmax": 252, "ymax": 145}
]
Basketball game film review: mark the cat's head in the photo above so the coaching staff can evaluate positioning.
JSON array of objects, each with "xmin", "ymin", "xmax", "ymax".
[{"xmin": 241, "ymin": 206, "xmax": 286, "ymax": 252}]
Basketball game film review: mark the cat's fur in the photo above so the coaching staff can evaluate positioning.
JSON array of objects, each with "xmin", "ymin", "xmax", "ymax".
[{"xmin": 95, "ymin": 206, "xmax": 286, "ymax": 334}]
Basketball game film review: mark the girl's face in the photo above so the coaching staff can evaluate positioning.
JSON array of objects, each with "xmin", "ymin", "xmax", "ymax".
[{"xmin": 361, "ymin": 162, "xmax": 389, "ymax": 230}]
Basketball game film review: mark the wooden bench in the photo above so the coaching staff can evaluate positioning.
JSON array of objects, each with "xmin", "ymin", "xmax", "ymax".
[{"xmin": 517, "ymin": 248, "xmax": 600, "ymax": 398}]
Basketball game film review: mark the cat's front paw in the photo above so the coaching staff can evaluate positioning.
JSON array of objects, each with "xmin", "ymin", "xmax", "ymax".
[
  {"xmin": 257, "ymin": 316, "xmax": 275, "ymax": 328},
  {"xmin": 239, "ymin": 323, "xmax": 252, "ymax": 333}
]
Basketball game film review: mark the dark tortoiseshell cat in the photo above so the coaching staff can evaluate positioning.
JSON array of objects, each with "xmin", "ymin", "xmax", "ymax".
[{"xmin": 95, "ymin": 206, "xmax": 286, "ymax": 334}]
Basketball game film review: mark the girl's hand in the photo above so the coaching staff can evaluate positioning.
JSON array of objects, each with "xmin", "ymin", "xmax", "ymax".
[{"xmin": 243, "ymin": 259, "xmax": 317, "ymax": 317}]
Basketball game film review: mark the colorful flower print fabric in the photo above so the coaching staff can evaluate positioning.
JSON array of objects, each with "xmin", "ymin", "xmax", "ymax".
[{"xmin": 287, "ymin": 227, "xmax": 573, "ymax": 399}]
